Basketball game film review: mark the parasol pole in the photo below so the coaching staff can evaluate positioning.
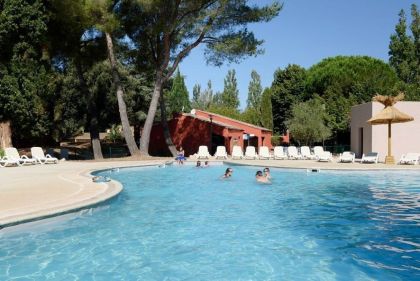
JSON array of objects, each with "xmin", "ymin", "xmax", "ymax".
[
  {"xmin": 385, "ymin": 120, "xmax": 395, "ymax": 164},
  {"xmin": 388, "ymin": 120, "xmax": 391, "ymax": 157}
]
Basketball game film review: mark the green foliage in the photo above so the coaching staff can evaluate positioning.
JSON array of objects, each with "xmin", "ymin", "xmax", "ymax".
[
  {"xmin": 51, "ymin": 59, "xmax": 151, "ymax": 142},
  {"xmin": 107, "ymin": 124, "xmax": 123, "ymax": 143},
  {"xmin": 260, "ymin": 87, "xmax": 273, "ymax": 130},
  {"xmin": 241, "ymin": 107, "xmax": 261, "ymax": 125},
  {"xmin": 0, "ymin": 0, "xmax": 56, "ymax": 145},
  {"xmin": 220, "ymin": 69, "xmax": 240, "ymax": 109},
  {"xmin": 207, "ymin": 105, "xmax": 241, "ymax": 120},
  {"xmin": 0, "ymin": 148, "xmax": 4, "ymax": 158},
  {"xmin": 271, "ymin": 64, "xmax": 307, "ymax": 134},
  {"xmin": 305, "ymin": 56, "xmax": 400, "ymax": 137},
  {"xmin": 270, "ymin": 135, "xmax": 282, "ymax": 146},
  {"xmin": 167, "ymin": 69, "xmax": 191, "ymax": 114},
  {"xmin": 247, "ymin": 70, "xmax": 262, "ymax": 110},
  {"xmin": 389, "ymin": 4, "xmax": 420, "ymax": 100},
  {"xmin": 285, "ymin": 98, "xmax": 331, "ymax": 146},
  {"xmin": 191, "ymin": 80, "xmax": 213, "ymax": 110},
  {"xmin": 192, "ymin": 84, "xmax": 201, "ymax": 108}
]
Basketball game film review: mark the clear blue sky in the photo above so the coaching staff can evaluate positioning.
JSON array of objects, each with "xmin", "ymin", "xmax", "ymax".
[{"xmin": 179, "ymin": 0, "xmax": 417, "ymax": 110}]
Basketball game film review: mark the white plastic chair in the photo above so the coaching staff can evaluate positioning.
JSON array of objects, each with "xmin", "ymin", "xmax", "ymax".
[
  {"xmin": 231, "ymin": 145, "xmax": 244, "ymax": 160},
  {"xmin": 300, "ymin": 146, "xmax": 316, "ymax": 160},
  {"xmin": 287, "ymin": 146, "xmax": 302, "ymax": 160},
  {"xmin": 197, "ymin": 146, "xmax": 211, "ymax": 159},
  {"xmin": 31, "ymin": 147, "xmax": 59, "ymax": 164},
  {"xmin": 258, "ymin": 146, "xmax": 271, "ymax": 160},
  {"xmin": 214, "ymin": 146, "xmax": 228, "ymax": 159},
  {"xmin": 245, "ymin": 146, "xmax": 258, "ymax": 160},
  {"xmin": 398, "ymin": 153, "xmax": 420, "ymax": 165},
  {"xmin": 273, "ymin": 146, "xmax": 287, "ymax": 160},
  {"xmin": 339, "ymin": 151, "xmax": 355, "ymax": 163},
  {"xmin": 317, "ymin": 151, "xmax": 332, "ymax": 162},
  {"xmin": 361, "ymin": 152, "xmax": 379, "ymax": 164}
]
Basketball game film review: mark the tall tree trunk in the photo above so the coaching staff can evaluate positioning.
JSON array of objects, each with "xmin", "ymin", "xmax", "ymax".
[
  {"xmin": 105, "ymin": 32, "xmax": 140, "ymax": 156},
  {"xmin": 0, "ymin": 121, "xmax": 12, "ymax": 149},
  {"xmin": 159, "ymin": 90, "xmax": 177, "ymax": 156},
  {"xmin": 75, "ymin": 62, "xmax": 103, "ymax": 160},
  {"xmin": 140, "ymin": 72, "xmax": 163, "ymax": 156}
]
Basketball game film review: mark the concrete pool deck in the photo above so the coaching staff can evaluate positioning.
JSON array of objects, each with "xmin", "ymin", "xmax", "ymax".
[
  {"xmin": 1, "ymin": 158, "xmax": 419, "ymax": 227},
  {"xmin": 0, "ymin": 159, "xmax": 167, "ymax": 227}
]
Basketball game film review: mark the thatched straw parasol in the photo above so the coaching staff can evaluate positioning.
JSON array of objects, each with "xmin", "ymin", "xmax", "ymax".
[{"xmin": 367, "ymin": 92, "xmax": 414, "ymax": 164}]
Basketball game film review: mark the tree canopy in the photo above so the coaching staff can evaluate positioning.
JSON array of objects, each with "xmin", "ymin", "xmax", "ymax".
[
  {"xmin": 389, "ymin": 4, "xmax": 419, "ymax": 100},
  {"xmin": 118, "ymin": 0, "xmax": 282, "ymax": 155},
  {"xmin": 305, "ymin": 56, "xmax": 400, "ymax": 139},
  {"xmin": 271, "ymin": 64, "xmax": 307, "ymax": 134},
  {"xmin": 167, "ymin": 69, "xmax": 191, "ymax": 114},
  {"xmin": 285, "ymin": 98, "xmax": 331, "ymax": 146}
]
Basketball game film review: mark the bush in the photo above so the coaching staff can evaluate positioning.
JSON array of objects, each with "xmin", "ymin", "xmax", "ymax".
[
  {"xmin": 107, "ymin": 124, "xmax": 123, "ymax": 143},
  {"xmin": 0, "ymin": 148, "xmax": 4, "ymax": 158},
  {"xmin": 271, "ymin": 135, "xmax": 282, "ymax": 146}
]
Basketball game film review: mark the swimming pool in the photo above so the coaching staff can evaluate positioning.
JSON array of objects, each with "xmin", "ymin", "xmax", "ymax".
[{"xmin": 0, "ymin": 165, "xmax": 419, "ymax": 280}]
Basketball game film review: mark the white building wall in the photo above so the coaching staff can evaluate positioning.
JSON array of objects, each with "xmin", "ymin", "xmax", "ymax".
[
  {"xmin": 350, "ymin": 103, "xmax": 373, "ymax": 158},
  {"xmin": 351, "ymin": 102, "xmax": 420, "ymax": 162}
]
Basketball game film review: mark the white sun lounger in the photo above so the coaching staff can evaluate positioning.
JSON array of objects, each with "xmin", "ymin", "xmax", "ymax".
[
  {"xmin": 273, "ymin": 146, "xmax": 287, "ymax": 160},
  {"xmin": 398, "ymin": 153, "xmax": 420, "ymax": 165},
  {"xmin": 361, "ymin": 152, "xmax": 379, "ymax": 164},
  {"xmin": 300, "ymin": 146, "xmax": 316, "ymax": 160},
  {"xmin": 313, "ymin": 146, "xmax": 324, "ymax": 159},
  {"xmin": 245, "ymin": 146, "xmax": 258, "ymax": 160},
  {"xmin": 317, "ymin": 151, "xmax": 332, "ymax": 162},
  {"xmin": 31, "ymin": 147, "xmax": 59, "ymax": 164},
  {"xmin": 0, "ymin": 154, "xmax": 21, "ymax": 167},
  {"xmin": 339, "ymin": 151, "xmax": 355, "ymax": 163},
  {"xmin": 287, "ymin": 146, "xmax": 302, "ymax": 160},
  {"xmin": 197, "ymin": 146, "xmax": 211, "ymax": 159},
  {"xmin": 231, "ymin": 145, "xmax": 244, "ymax": 160},
  {"xmin": 0, "ymin": 147, "xmax": 36, "ymax": 167},
  {"xmin": 214, "ymin": 146, "xmax": 228, "ymax": 159},
  {"xmin": 258, "ymin": 146, "xmax": 271, "ymax": 160}
]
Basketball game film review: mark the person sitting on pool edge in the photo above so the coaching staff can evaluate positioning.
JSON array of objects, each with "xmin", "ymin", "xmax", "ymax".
[
  {"xmin": 263, "ymin": 167, "xmax": 271, "ymax": 180},
  {"xmin": 256, "ymin": 171, "xmax": 271, "ymax": 184},
  {"xmin": 175, "ymin": 146, "xmax": 186, "ymax": 164},
  {"xmin": 221, "ymin": 167, "xmax": 233, "ymax": 179}
]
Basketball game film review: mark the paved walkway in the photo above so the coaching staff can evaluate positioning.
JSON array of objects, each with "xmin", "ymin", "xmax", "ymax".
[
  {"xmin": 1, "ymin": 158, "xmax": 419, "ymax": 228},
  {"xmin": 0, "ymin": 160, "xmax": 166, "ymax": 227}
]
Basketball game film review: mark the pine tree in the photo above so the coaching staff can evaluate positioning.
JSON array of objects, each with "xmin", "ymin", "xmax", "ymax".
[
  {"xmin": 192, "ymin": 84, "xmax": 201, "ymax": 108},
  {"xmin": 389, "ymin": 9, "xmax": 415, "ymax": 84},
  {"xmin": 389, "ymin": 4, "xmax": 419, "ymax": 100},
  {"xmin": 247, "ymin": 70, "xmax": 263, "ymax": 110},
  {"xmin": 260, "ymin": 88, "xmax": 273, "ymax": 130},
  {"xmin": 220, "ymin": 69, "xmax": 240, "ymax": 109},
  {"xmin": 192, "ymin": 80, "xmax": 213, "ymax": 110},
  {"xmin": 168, "ymin": 69, "xmax": 191, "ymax": 114}
]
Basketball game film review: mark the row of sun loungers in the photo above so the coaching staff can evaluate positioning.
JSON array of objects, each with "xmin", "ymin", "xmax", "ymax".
[
  {"xmin": 197, "ymin": 145, "xmax": 333, "ymax": 162},
  {"xmin": 0, "ymin": 147, "xmax": 58, "ymax": 167},
  {"xmin": 195, "ymin": 145, "xmax": 420, "ymax": 165}
]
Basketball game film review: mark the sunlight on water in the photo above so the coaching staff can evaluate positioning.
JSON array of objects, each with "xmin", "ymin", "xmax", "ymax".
[{"xmin": 0, "ymin": 165, "xmax": 419, "ymax": 280}]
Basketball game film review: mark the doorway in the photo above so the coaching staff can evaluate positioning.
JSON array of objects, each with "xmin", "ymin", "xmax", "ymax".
[
  {"xmin": 211, "ymin": 134, "xmax": 225, "ymax": 155},
  {"xmin": 359, "ymin": 127, "xmax": 363, "ymax": 158}
]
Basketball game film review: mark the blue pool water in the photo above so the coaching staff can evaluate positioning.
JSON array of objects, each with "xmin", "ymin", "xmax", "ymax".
[{"xmin": 0, "ymin": 165, "xmax": 419, "ymax": 280}]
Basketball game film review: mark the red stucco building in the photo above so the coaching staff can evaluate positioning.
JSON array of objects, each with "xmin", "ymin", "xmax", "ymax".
[{"xmin": 149, "ymin": 109, "xmax": 273, "ymax": 156}]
